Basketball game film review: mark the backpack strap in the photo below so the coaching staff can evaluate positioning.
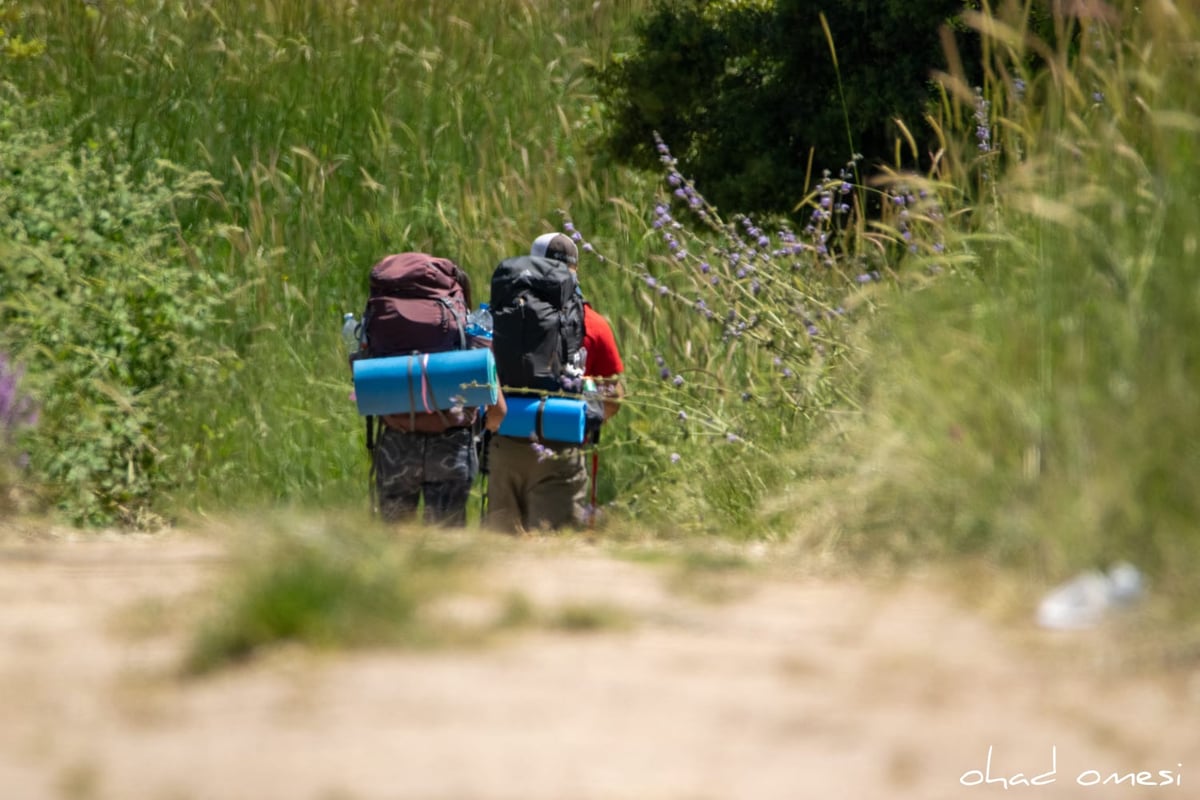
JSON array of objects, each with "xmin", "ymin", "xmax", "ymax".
[
  {"xmin": 406, "ymin": 355, "xmax": 418, "ymax": 431},
  {"xmin": 436, "ymin": 296, "xmax": 467, "ymax": 351},
  {"xmin": 366, "ymin": 415, "xmax": 382, "ymax": 516},
  {"xmin": 360, "ymin": 304, "xmax": 374, "ymax": 353},
  {"xmin": 365, "ymin": 414, "xmax": 378, "ymax": 452},
  {"xmin": 534, "ymin": 396, "xmax": 548, "ymax": 442}
]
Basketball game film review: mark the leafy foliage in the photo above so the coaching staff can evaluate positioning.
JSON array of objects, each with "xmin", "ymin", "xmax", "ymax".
[
  {"xmin": 0, "ymin": 89, "xmax": 232, "ymax": 526},
  {"xmin": 770, "ymin": 0, "xmax": 1200, "ymax": 616},
  {"xmin": 594, "ymin": 0, "xmax": 982, "ymax": 218}
]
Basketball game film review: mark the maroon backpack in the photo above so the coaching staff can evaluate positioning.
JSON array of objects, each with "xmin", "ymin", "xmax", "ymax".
[{"xmin": 362, "ymin": 253, "xmax": 469, "ymax": 357}]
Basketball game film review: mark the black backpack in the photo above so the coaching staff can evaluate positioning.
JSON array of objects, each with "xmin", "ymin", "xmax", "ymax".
[{"xmin": 489, "ymin": 254, "xmax": 586, "ymax": 396}]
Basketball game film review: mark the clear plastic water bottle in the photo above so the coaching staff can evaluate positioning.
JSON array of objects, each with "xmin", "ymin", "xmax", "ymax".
[
  {"xmin": 1035, "ymin": 561, "xmax": 1144, "ymax": 630},
  {"xmin": 342, "ymin": 312, "xmax": 360, "ymax": 355},
  {"xmin": 466, "ymin": 303, "xmax": 493, "ymax": 339}
]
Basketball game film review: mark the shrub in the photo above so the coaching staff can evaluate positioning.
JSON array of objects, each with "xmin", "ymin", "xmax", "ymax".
[
  {"xmin": 0, "ymin": 88, "xmax": 232, "ymax": 527},
  {"xmin": 565, "ymin": 130, "xmax": 961, "ymax": 532},
  {"xmin": 593, "ymin": 0, "xmax": 983, "ymax": 219}
]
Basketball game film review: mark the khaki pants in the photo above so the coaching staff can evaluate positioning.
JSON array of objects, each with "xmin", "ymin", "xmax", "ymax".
[{"xmin": 485, "ymin": 435, "xmax": 588, "ymax": 532}]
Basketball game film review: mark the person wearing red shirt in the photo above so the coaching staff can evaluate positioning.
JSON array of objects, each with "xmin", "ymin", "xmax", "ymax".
[
  {"xmin": 485, "ymin": 233, "xmax": 625, "ymax": 531},
  {"xmin": 582, "ymin": 301, "xmax": 625, "ymax": 420}
]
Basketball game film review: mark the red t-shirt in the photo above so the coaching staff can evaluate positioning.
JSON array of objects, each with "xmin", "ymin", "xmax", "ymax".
[{"xmin": 583, "ymin": 303, "xmax": 623, "ymax": 379}]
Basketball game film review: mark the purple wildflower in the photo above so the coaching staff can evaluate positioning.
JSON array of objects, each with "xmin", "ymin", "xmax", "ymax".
[
  {"xmin": 0, "ymin": 354, "xmax": 39, "ymax": 436},
  {"xmin": 974, "ymin": 90, "xmax": 992, "ymax": 153}
]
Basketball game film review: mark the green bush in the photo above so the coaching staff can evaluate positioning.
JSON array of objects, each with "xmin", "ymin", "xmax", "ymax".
[
  {"xmin": 0, "ymin": 89, "xmax": 233, "ymax": 526},
  {"xmin": 594, "ymin": 0, "xmax": 982, "ymax": 218}
]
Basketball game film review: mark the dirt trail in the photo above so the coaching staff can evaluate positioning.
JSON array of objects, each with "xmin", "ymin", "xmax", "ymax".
[{"xmin": 0, "ymin": 528, "xmax": 1196, "ymax": 800}]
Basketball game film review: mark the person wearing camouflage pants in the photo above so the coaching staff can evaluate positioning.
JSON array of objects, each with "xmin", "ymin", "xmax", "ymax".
[{"xmin": 373, "ymin": 425, "xmax": 477, "ymax": 526}]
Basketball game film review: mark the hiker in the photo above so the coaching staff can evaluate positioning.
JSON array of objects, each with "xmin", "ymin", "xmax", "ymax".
[
  {"xmin": 351, "ymin": 252, "xmax": 506, "ymax": 527},
  {"xmin": 484, "ymin": 232, "xmax": 624, "ymax": 532}
]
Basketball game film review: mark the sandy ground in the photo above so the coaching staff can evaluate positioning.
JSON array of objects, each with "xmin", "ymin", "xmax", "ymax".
[{"xmin": 0, "ymin": 525, "xmax": 1197, "ymax": 800}]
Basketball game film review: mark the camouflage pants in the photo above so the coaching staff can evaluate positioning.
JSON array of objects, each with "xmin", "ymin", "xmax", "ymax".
[{"xmin": 373, "ymin": 426, "xmax": 477, "ymax": 526}]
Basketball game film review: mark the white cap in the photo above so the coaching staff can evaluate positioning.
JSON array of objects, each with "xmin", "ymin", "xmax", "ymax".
[{"xmin": 530, "ymin": 232, "xmax": 578, "ymax": 265}]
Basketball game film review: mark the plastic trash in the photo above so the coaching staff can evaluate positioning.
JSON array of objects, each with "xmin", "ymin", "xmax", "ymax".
[{"xmin": 1036, "ymin": 561, "xmax": 1144, "ymax": 630}]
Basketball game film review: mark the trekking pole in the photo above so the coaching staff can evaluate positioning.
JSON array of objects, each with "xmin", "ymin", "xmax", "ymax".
[
  {"xmin": 366, "ymin": 415, "xmax": 380, "ymax": 517},
  {"xmin": 479, "ymin": 427, "xmax": 491, "ymax": 521},
  {"xmin": 587, "ymin": 423, "xmax": 601, "ymax": 529},
  {"xmin": 589, "ymin": 447, "xmax": 599, "ymax": 529}
]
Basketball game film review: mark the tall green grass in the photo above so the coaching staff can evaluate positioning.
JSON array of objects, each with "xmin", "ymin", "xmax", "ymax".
[
  {"xmin": 9, "ymin": 0, "xmax": 662, "ymax": 516},
  {"xmin": 6, "ymin": 0, "xmax": 1200, "ymax": 632},
  {"xmin": 776, "ymin": 1, "xmax": 1200, "ymax": 615}
]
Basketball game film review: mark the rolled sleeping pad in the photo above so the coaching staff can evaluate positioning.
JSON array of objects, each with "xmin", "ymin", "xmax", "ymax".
[
  {"xmin": 497, "ymin": 395, "xmax": 587, "ymax": 444},
  {"xmin": 353, "ymin": 348, "xmax": 497, "ymax": 416}
]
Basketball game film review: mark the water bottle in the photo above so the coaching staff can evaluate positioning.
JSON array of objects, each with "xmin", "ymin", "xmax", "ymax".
[
  {"xmin": 342, "ymin": 312, "xmax": 361, "ymax": 355},
  {"xmin": 1035, "ymin": 561, "xmax": 1144, "ymax": 630},
  {"xmin": 466, "ymin": 303, "xmax": 493, "ymax": 339}
]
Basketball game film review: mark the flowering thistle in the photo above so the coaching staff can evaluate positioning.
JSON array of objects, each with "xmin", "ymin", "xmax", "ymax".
[
  {"xmin": 1, "ymin": 353, "xmax": 39, "ymax": 441},
  {"xmin": 974, "ymin": 88, "xmax": 992, "ymax": 154},
  {"xmin": 1, "ymin": 353, "xmax": 39, "ymax": 484}
]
